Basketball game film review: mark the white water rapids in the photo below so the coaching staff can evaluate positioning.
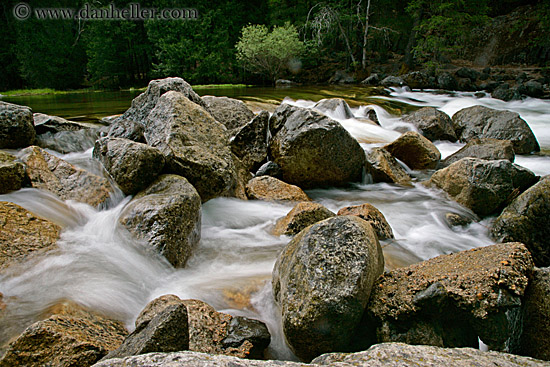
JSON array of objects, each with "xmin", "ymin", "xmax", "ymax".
[{"xmin": 1, "ymin": 89, "xmax": 549, "ymax": 360}]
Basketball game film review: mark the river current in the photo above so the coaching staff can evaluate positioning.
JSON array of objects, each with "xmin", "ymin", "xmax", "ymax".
[{"xmin": 1, "ymin": 87, "xmax": 549, "ymax": 360}]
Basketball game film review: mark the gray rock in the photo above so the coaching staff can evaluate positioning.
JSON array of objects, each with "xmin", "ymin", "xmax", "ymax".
[
  {"xmin": 135, "ymin": 294, "xmax": 182, "ymax": 330},
  {"xmin": 0, "ymin": 151, "xmax": 25, "ymax": 194},
  {"xmin": 0, "ymin": 101, "xmax": 35, "ymax": 149},
  {"xmin": 93, "ymin": 137, "xmax": 165, "ymax": 196},
  {"xmin": 365, "ymin": 148, "xmax": 411, "ymax": 186},
  {"xmin": 384, "ymin": 131, "xmax": 441, "ymax": 170},
  {"xmin": 452, "ymin": 105, "xmax": 539, "ymax": 154},
  {"xmin": 272, "ymin": 216, "xmax": 384, "ymax": 361},
  {"xmin": 36, "ymin": 128, "xmax": 100, "ymax": 154},
  {"xmin": 329, "ymin": 70, "xmax": 355, "ymax": 84},
  {"xmin": 273, "ymin": 202, "xmax": 336, "ymax": 236},
  {"xmin": 268, "ymin": 104, "xmax": 365, "ymax": 189},
  {"xmin": 313, "ymin": 98, "xmax": 354, "ymax": 119},
  {"xmin": 438, "ymin": 73, "xmax": 458, "ymax": 90},
  {"xmin": 119, "ymin": 174, "xmax": 201, "ymax": 268},
  {"xmin": 455, "ymin": 67, "xmax": 481, "ymax": 81},
  {"xmin": 105, "ymin": 118, "xmax": 145, "ymax": 143},
  {"xmin": 426, "ymin": 158, "xmax": 537, "ymax": 217},
  {"xmin": 231, "ymin": 111, "xmax": 269, "ymax": 172},
  {"xmin": 361, "ymin": 73, "xmax": 379, "ymax": 85},
  {"xmin": 33, "ymin": 113, "xmax": 97, "ymax": 134},
  {"xmin": 202, "ymin": 96, "xmax": 255, "ymax": 131},
  {"xmin": 381, "ymin": 76, "xmax": 405, "ymax": 87},
  {"xmin": 403, "ymin": 107, "xmax": 457, "ymax": 142},
  {"xmin": 254, "ymin": 161, "xmax": 282, "ymax": 179},
  {"xmin": 403, "ymin": 71, "xmax": 432, "ymax": 89},
  {"xmin": 493, "ymin": 84, "xmax": 522, "ymax": 101},
  {"xmin": 275, "ymin": 79, "xmax": 296, "ymax": 87},
  {"xmin": 491, "ymin": 175, "xmax": 550, "ymax": 267},
  {"xmin": 441, "ymin": 138, "xmax": 515, "ymax": 168},
  {"xmin": 144, "ymin": 91, "xmax": 236, "ymax": 202},
  {"xmin": 519, "ymin": 80, "xmax": 544, "ymax": 98}
]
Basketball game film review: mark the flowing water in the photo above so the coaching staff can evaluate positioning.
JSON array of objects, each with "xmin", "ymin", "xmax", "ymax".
[{"xmin": 1, "ymin": 86, "xmax": 549, "ymax": 360}]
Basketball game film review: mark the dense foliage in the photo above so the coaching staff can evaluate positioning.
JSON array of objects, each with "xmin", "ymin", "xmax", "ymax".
[{"xmin": 0, "ymin": 0, "xmax": 547, "ymax": 90}]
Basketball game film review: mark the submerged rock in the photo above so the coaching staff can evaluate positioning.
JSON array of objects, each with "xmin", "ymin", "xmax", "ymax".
[
  {"xmin": 245, "ymin": 176, "xmax": 310, "ymax": 202},
  {"xmin": 313, "ymin": 98, "xmax": 355, "ymax": 119},
  {"xmin": 0, "ymin": 101, "xmax": 35, "ymax": 149},
  {"xmin": 0, "ymin": 151, "xmax": 25, "ymax": 194},
  {"xmin": 337, "ymin": 203, "xmax": 394, "ymax": 240},
  {"xmin": 273, "ymin": 202, "xmax": 335, "ymax": 236},
  {"xmin": 202, "ymin": 96, "xmax": 255, "ymax": 131},
  {"xmin": 403, "ymin": 107, "xmax": 457, "ymax": 142},
  {"xmin": 272, "ymin": 216, "xmax": 384, "ymax": 361},
  {"xmin": 384, "ymin": 131, "xmax": 441, "ymax": 170},
  {"xmin": 231, "ymin": 111, "xmax": 269, "ymax": 172},
  {"xmin": 365, "ymin": 148, "xmax": 411, "ymax": 186},
  {"xmin": 441, "ymin": 138, "xmax": 515, "ymax": 168},
  {"xmin": 119, "ymin": 174, "xmax": 201, "ymax": 268}
]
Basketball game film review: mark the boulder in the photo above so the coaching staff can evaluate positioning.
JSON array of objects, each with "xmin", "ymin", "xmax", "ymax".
[
  {"xmin": 121, "ymin": 77, "xmax": 205, "ymax": 123},
  {"xmin": 380, "ymin": 76, "xmax": 405, "ymax": 87},
  {"xmin": 0, "ymin": 151, "xmax": 25, "ymax": 194},
  {"xmin": 403, "ymin": 71, "xmax": 432, "ymax": 89},
  {"xmin": 384, "ymin": 131, "xmax": 441, "ymax": 170},
  {"xmin": 273, "ymin": 202, "xmax": 335, "ymax": 236},
  {"xmin": 426, "ymin": 158, "xmax": 537, "ymax": 217},
  {"xmin": 20, "ymin": 146, "xmax": 113, "ymax": 207},
  {"xmin": 119, "ymin": 174, "xmax": 201, "ymax": 268},
  {"xmin": 0, "ymin": 101, "xmax": 35, "ymax": 148},
  {"xmin": 337, "ymin": 203, "xmax": 394, "ymax": 240},
  {"xmin": 0, "ymin": 201, "xmax": 60, "ymax": 271},
  {"xmin": 437, "ymin": 72, "xmax": 458, "ymax": 90},
  {"xmin": 361, "ymin": 73, "xmax": 379, "ymax": 85},
  {"xmin": 455, "ymin": 67, "xmax": 481, "ymax": 81},
  {"xmin": 33, "ymin": 113, "xmax": 97, "ymax": 134},
  {"xmin": 492, "ymin": 84, "xmax": 521, "ymax": 101},
  {"xmin": 519, "ymin": 267, "xmax": 550, "ymax": 360},
  {"xmin": 144, "ymin": 91, "xmax": 236, "ymax": 202},
  {"xmin": 245, "ymin": 176, "xmax": 310, "ymax": 202},
  {"xmin": 93, "ymin": 137, "xmax": 165, "ymax": 196},
  {"xmin": 36, "ymin": 128, "xmax": 100, "ymax": 154},
  {"xmin": 254, "ymin": 161, "xmax": 282, "ymax": 179},
  {"xmin": 329, "ymin": 70, "xmax": 355, "ymax": 84},
  {"xmin": 365, "ymin": 148, "xmax": 411, "ymax": 186},
  {"xmin": 105, "ymin": 118, "xmax": 145, "ymax": 143},
  {"xmin": 313, "ymin": 98, "xmax": 354, "ymax": 119},
  {"xmin": 519, "ymin": 80, "xmax": 544, "ymax": 98},
  {"xmin": 402, "ymin": 107, "xmax": 457, "ymax": 142},
  {"xmin": 268, "ymin": 104, "xmax": 365, "ymax": 189},
  {"xmin": 491, "ymin": 175, "xmax": 550, "ymax": 267},
  {"xmin": 366, "ymin": 243, "xmax": 534, "ymax": 352},
  {"xmin": 230, "ymin": 111, "xmax": 269, "ymax": 172},
  {"xmin": 272, "ymin": 216, "xmax": 384, "ymax": 361},
  {"xmin": 452, "ymin": 105, "xmax": 539, "ymax": 154},
  {"xmin": 0, "ymin": 301, "xmax": 127, "ymax": 367},
  {"xmin": 361, "ymin": 107, "xmax": 380, "ymax": 125},
  {"xmin": 202, "ymin": 96, "xmax": 255, "ymax": 131},
  {"xmin": 441, "ymin": 138, "xmax": 515, "ymax": 168},
  {"xmin": 134, "ymin": 294, "xmax": 183, "ymax": 330}
]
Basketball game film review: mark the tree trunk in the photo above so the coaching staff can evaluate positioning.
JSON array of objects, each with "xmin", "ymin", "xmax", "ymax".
[
  {"xmin": 336, "ymin": 17, "xmax": 356, "ymax": 65},
  {"xmin": 361, "ymin": 0, "xmax": 371, "ymax": 70}
]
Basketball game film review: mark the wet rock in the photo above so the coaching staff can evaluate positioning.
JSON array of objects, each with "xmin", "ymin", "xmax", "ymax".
[
  {"xmin": 119, "ymin": 174, "xmax": 201, "ymax": 268},
  {"xmin": 254, "ymin": 161, "xmax": 282, "ymax": 179},
  {"xmin": 20, "ymin": 146, "xmax": 113, "ymax": 207},
  {"xmin": 33, "ymin": 113, "xmax": 96, "ymax": 134},
  {"xmin": 36, "ymin": 128, "xmax": 100, "ymax": 154},
  {"xmin": 491, "ymin": 175, "xmax": 550, "ymax": 267},
  {"xmin": 520, "ymin": 267, "xmax": 550, "ymax": 360},
  {"xmin": 384, "ymin": 131, "xmax": 441, "ymax": 170},
  {"xmin": 452, "ymin": 105, "xmax": 539, "ymax": 154},
  {"xmin": 272, "ymin": 216, "xmax": 384, "ymax": 361},
  {"xmin": 403, "ymin": 71, "xmax": 432, "ymax": 89},
  {"xmin": 441, "ymin": 138, "xmax": 515, "ymax": 168},
  {"xmin": 365, "ymin": 148, "xmax": 411, "ymax": 186},
  {"xmin": 493, "ymin": 84, "xmax": 521, "ymax": 101},
  {"xmin": 275, "ymin": 79, "xmax": 296, "ymax": 87},
  {"xmin": 231, "ymin": 111, "xmax": 269, "ymax": 172},
  {"xmin": 361, "ymin": 73, "xmax": 379, "ymax": 85},
  {"xmin": 269, "ymin": 104, "xmax": 365, "ymax": 189},
  {"xmin": 245, "ymin": 176, "xmax": 310, "ymax": 202},
  {"xmin": 134, "ymin": 294, "xmax": 182, "ymax": 330},
  {"xmin": 121, "ymin": 77, "xmax": 205, "ymax": 123},
  {"xmin": 273, "ymin": 202, "xmax": 335, "ymax": 236},
  {"xmin": 0, "ymin": 201, "xmax": 60, "ymax": 271},
  {"xmin": 426, "ymin": 158, "xmax": 537, "ymax": 217},
  {"xmin": 337, "ymin": 203, "xmax": 394, "ymax": 240},
  {"xmin": 0, "ymin": 151, "xmax": 25, "ymax": 194},
  {"xmin": 366, "ymin": 243, "xmax": 534, "ymax": 352},
  {"xmin": 144, "ymin": 91, "xmax": 236, "ymax": 202},
  {"xmin": 403, "ymin": 107, "xmax": 457, "ymax": 142},
  {"xmin": 437, "ymin": 72, "xmax": 458, "ymax": 90},
  {"xmin": 444, "ymin": 212, "xmax": 473, "ymax": 227},
  {"xmin": 0, "ymin": 301, "xmax": 127, "ymax": 367},
  {"xmin": 230, "ymin": 153, "xmax": 253, "ymax": 201},
  {"xmin": 93, "ymin": 137, "xmax": 165, "ymax": 196},
  {"xmin": 202, "ymin": 96, "xmax": 255, "ymax": 131},
  {"xmin": 519, "ymin": 80, "xmax": 544, "ymax": 98},
  {"xmin": 0, "ymin": 101, "xmax": 35, "ymax": 149},
  {"xmin": 455, "ymin": 67, "xmax": 481, "ymax": 81},
  {"xmin": 362, "ymin": 107, "xmax": 380, "ymax": 125},
  {"xmin": 313, "ymin": 98, "xmax": 354, "ymax": 119},
  {"xmin": 380, "ymin": 76, "xmax": 405, "ymax": 87},
  {"xmin": 105, "ymin": 118, "xmax": 145, "ymax": 143},
  {"xmin": 329, "ymin": 70, "xmax": 355, "ymax": 84}
]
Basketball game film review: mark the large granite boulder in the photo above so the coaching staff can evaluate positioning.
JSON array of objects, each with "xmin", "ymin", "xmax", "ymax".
[
  {"xmin": 33, "ymin": 113, "xmax": 97, "ymax": 134},
  {"xmin": 365, "ymin": 148, "xmax": 411, "ymax": 186},
  {"xmin": 452, "ymin": 105, "xmax": 539, "ymax": 154},
  {"xmin": 384, "ymin": 131, "xmax": 441, "ymax": 170},
  {"xmin": 0, "ymin": 301, "xmax": 127, "ymax": 367},
  {"xmin": 202, "ymin": 96, "xmax": 255, "ymax": 131},
  {"xmin": 0, "ymin": 101, "xmax": 35, "ymax": 148},
  {"xmin": 93, "ymin": 137, "xmax": 165, "ymax": 196},
  {"xmin": 0, "ymin": 151, "xmax": 25, "ymax": 194},
  {"xmin": 337, "ymin": 203, "xmax": 394, "ymax": 240},
  {"xmin": 144, "ymin": 91, "xmax": 236, "ymax": 202},
  {"xmin": 366, "ymin": 243, "xmax": 534, "ymax": 352},
  {"xmin": 245, "ymin": 176, "xmax": 310, "ymax": 202},
  {"xmin": 426, "ymin": 158, "xmax": 537, "ymax": 217},
  {"xmin": 20, "ymin": 146, "xmax": 113, "ymax": 207},
  {"xmin": 230, "ymin": 111, "xmax": 269, "ymax": 172},
  {"xmin": 273, "ymin": 202, "xmax": 335, "ymax": 236},
  {"xmin": 272, "ymin": 216, "xmax": 384, "ymax": 361},
  {"xmin": 402, "ymin": 107, "xmax": 457, "ymax": 142},
  {"xmin": 441, "ymin": 138, "xmax": 515, "ymax": 168},
  {"xmin": 313, "ymin": 98, "xmax": 355, "ymax": 119},
  {"xmin": 119, "ymin": 174, "xmax": 201, "ymax": 268},
  {"xmin": 491, "ymin": 175, "xmax": 550, "ymax": 267},
  {"xmin": 268, "ymin": 104, "xmax": 365, "ymax": 189},
  {"xmin": 104, "ymin": 118, "xmax": 145, "ymax": 143},
  {"xmin": 0, "ymin": 201, "xmax": 60, "ymax": 272}
]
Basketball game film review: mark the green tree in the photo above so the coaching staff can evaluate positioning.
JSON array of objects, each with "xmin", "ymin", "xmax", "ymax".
[{"xmin": 236, "ymin": 23, "xmax": 304, "ymax": 83}]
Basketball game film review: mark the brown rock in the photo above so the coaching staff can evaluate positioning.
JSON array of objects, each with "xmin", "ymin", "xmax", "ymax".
[
  {"xmin": 384, "ymin": 131, "xmax": 441, "ymax": 170},
  {"xmin": 0, "ymin": 201, "xmax": 60, "ymax": 272},
  {"xmin": 273, "ymin": 202, "xmax": 335, "ymax": 236},
  {"xmin": 245, "ymin": 176, "xmax": 310, "ymax": 202},
  {"xmin": 365, "ymin": 148, "xmax": 412, "ymax": 186},
  {"xmin": 337, "ymin": 203, "xmax": 394, "ymax": 240},
  {"xmin": 134, "ymin": 294, "xmax": 182, "ymax": 330},
  {"xmin": 441, "ymin": 138, "xmax": 515, "ymax": 168},
  {"xmin": 0, "ymin": 151, "xmax": 25, "ymax": 194},
  {"xmin": 403, "ymin": 107, "xmax": 457, "ymax": 142},
  {"xmin": 20, "ymin": 146, "xmax": 112, "ymax": 207}
]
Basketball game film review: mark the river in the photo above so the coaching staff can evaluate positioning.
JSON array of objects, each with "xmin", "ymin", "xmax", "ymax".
[{"xmin": 1, "ymin": 86, "xmax": 549, "ymax": 360}]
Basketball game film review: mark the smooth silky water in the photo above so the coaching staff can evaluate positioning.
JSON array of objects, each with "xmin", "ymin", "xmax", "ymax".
[{"xmin": 1, "ymin": 86, "xmax": 549, "ymax": 359}]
